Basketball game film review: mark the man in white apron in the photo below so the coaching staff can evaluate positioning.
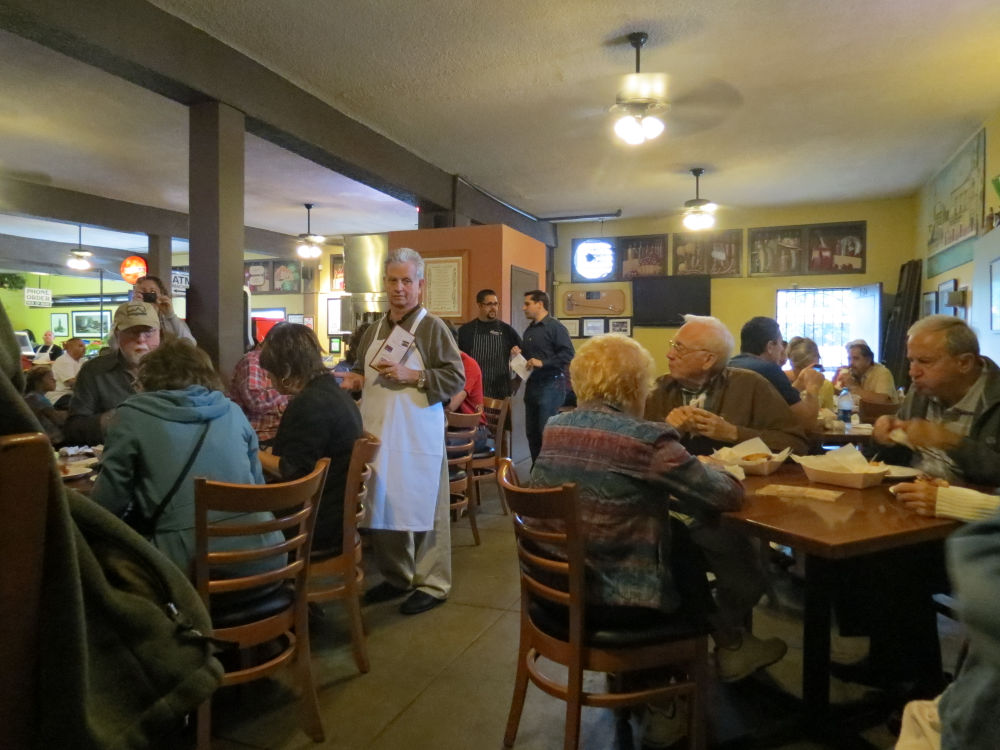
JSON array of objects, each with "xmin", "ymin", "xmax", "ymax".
[{"xmin": 341, "ymin": 248, "xmax": 465, "ymax": 615}]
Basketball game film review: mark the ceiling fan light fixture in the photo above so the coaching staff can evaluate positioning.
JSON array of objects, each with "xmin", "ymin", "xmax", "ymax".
[
  {"xmin": 682, "ymin": 210, "xmax": 716, "ymax": 231},
  {"xmin": 681, "ymin": 168, "xmax": 717, "ymax": 231},
  {"xmin": 296, "ymin": 203, "xmax": 324, "ymax": 259},
  {"xmin": 614, "ymin": 114, "xmax": 646, "ymax": 145},
  {"xmin": 611, "ymin": 32, "xmax": 669, "ymax": 146},
  {"xmin": 641, "ymin": 115, "xmax": 664, "ymax": 139},
  {"xmin": 67, "ymin": 250, "xmax": 92, "ymax": 270}
]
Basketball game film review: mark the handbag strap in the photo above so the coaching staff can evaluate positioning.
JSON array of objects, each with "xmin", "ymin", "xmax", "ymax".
[{"xmin": 147, "ymin": 421, "xmax": 211, "ymax": 532}]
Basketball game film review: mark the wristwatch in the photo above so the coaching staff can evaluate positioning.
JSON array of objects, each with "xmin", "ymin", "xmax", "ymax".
[{"xmin": 416, "ymin": 372, "xmax": 427, "ymax": 391}]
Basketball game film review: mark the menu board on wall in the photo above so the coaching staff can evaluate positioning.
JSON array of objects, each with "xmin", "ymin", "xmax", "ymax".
[{"xmin": 424, "ymin": 256, "xmax": 463, "ymax": 317}]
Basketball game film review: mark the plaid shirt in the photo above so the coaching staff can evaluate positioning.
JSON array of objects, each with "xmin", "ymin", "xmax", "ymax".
[{"xmin": 228, "ymin": 349, "xmax": 289, "ymax": 442}]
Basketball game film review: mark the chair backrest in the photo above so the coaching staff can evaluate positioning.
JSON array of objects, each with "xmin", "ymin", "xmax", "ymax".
[
  {"xmin": 340, "ymin": 432, "xmax": 380, "ymax": 556},
  {"xmin": 0, "ymin": 433, "xmax": 51, "ymax": 747},
  {"xmin": 483, "ymin": 397, "xmax": 511, "ymax": 457},
  {"xmin": 193, "ymin": 458, "xmax": 330, "ymax": 606},
  {"xmin": 859, "ymin": 398, "xmax": 899, "ymax": 424},
  {"xmin": 446, "ymin": 410, "xmax": 479, "ymax": 473},
  {"xmin": 498, "ymin": 458, "xmax": 586, "ymax": 640}
]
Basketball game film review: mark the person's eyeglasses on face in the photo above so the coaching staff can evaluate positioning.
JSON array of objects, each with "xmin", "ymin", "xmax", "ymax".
[{"xmin": 668, "ymin": 339, "xmax": 711, "ymax": 358}]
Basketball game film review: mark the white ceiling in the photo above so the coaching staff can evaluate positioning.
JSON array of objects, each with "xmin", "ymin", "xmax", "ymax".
[{"xmin": 1, "ymin": 0, "xmax": 1000, "ymax": 257}]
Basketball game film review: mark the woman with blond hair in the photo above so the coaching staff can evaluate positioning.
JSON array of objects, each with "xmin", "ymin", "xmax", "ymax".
[
  {"xmin": 530, "ymin": 333, "xmax": 747, "ymax": 749},
  {"xmin": 785, "ymin": 336, "xmax": 835, "ymax": 410}
]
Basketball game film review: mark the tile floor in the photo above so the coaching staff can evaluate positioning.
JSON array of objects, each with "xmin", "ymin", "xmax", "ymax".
[{"xmin": 206, "ymin": 480, "xmax": 961, "ymax": 750}]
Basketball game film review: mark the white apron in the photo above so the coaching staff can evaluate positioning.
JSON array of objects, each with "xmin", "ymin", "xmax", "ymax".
[{"xmin": 360, "ymin": 308, "xmax": 445, "ymax": 531}]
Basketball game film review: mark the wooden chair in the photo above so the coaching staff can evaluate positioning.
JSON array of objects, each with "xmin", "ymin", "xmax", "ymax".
[
  {"xmin": 446, "ymin": 409, "xmax": 481, "ymax": 545},
  {"xmin": 859, "ymin": 397, "xmax": 899, "ymax": 424},
  {"xmin": 470, "ymin": 396, "xmax": 511, "ymax": 514},
  {"xmin": 307, "ymin": 432, "xmax": 380, "ymax": 674},
  {"xmin": 498, "ymin": 459, "xmax": 710, "ymax": 750},
  {"xmin": 0, "ymin": 433, "xmax": 51, "ymax": 750},
  {"xmin": 193, "ymin": 458, "xmax": 331, "ymax": 749}
]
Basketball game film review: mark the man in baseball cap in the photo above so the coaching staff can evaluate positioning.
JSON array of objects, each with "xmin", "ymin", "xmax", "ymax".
[{"xmin": 65, "ymin": 301, "xmax": 162, "ymax": 444}]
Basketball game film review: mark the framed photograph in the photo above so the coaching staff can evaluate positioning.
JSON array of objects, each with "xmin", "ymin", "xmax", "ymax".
[
  {"xmin": 561, "ymin": 318, "xmax": 580, "ymax": 338},
  {"xmin": 937, "ymin": 278, "xmax": 957, "ymax": 315},
  {"xmin": 50, "ymin": 312, "xmax": 69, "ymax": 338},
  {"xmin": 581, "ymin": 318, "xmax": 605, "ymax": 337},
  {"xmin": 303, "ymin": 315, "xmax": 315, "ymax": 330},
  {"xmin": 244, "ymin": 260, "xmax": 272, "ymax": 293},
  {"xmin": 992, "ymin": 259, "xmax": 1000, "ymax": 331},
  {"xmin": 287, "ymin": 313, "xmax": 304, "ymax": 324},
  {"xmin": 672, "ymin": 229, "xmax": 742, "ymax": 277},
  {"xmin": 424, "ymin": 256, "xmax": 464, "ymax": 317},
  {"xmin": 71, "ymin": 310, "xmax": 111, "ymax": 338},
  {"xmin": 619, "ymin": 234, "xmax": 667, "ymax": 279},
  {"xmin": 608, "ymin": 318, "xmax": 632, "ymax": 336},
  {"xmin": 327, "ymin": 297, "xmax": 345, "ymax": 335},
  {"xmin": 925, "ymin": 129, "xmax": 985, "ymax": 256},
  {"xmin": 748, "ymin": 226, "xmax": 808, "ymax": 276},
  {"xmin": 955, "ymin": 285, "xmax": 969, "ymax": 321},
  {"xmin": 272, "ymin": 260, "xmax": 302, "ymax": 293},
  {"xmin": 806, "ymin": 222, "xmax": 866, "ymax": 274},
  {"xmin": 329, "ymin": 254, "xmax": 345, "ymax": 291},
  {"xmin": 921, "ymin": 290, "xmax": 938, "ymax": 318}
]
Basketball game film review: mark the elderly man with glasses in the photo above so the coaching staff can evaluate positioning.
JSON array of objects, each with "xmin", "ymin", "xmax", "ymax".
[{"xmin": 645, "ymin": 314, "xmax": 808, "ymax": 455}]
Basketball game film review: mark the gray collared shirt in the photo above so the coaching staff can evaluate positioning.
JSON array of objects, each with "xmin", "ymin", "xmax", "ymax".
[{"xmin": 916, "ymin": 372, "xmax": 987, "ymax": 481}]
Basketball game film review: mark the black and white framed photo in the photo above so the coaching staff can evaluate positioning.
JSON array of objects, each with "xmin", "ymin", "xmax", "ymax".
[
  {"xmin": 50, "ymin": 312, "xmax": 69, "ymax": 338},
  {"xmin": 921, "ymin": 291, "xmax": 937, "ymax": 318},
  {"xmin": 71, "ymin": 310, "xmax": 111, "ymax": 338},
  {"xmin": 608, "ymin": 318, "xmax": 632, "ymax": 336},
  {"xmin": 581, "ymin": 318, "xmax": 605, "ymax": 337}
]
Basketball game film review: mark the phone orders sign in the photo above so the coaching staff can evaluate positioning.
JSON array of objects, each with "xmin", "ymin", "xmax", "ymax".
[{"xmin": 24, "ymin": 287, "xmax": 52, "ymax": 307}]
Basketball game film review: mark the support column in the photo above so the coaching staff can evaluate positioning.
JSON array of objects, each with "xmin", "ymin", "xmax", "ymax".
[
  {"xmin": 188, "ymin": 101, "xmax": 245, "ymax": 376},
  {"xmin": 146, "ymin": 234, "xmax": 172, "ymax": 286}
]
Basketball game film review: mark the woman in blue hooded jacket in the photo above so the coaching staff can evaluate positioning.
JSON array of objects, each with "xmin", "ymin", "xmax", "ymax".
[{"xmin": 93, "ymin": 338, "xmax": 282, "ymax": 576}]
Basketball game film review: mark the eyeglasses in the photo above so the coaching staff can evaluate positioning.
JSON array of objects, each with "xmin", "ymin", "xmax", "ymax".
[{"xmin": 668, "ymin": 339, "xmax": 711, "ymax": 357}]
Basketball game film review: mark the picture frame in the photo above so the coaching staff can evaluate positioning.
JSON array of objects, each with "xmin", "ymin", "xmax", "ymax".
[
  {"xmin": 327, "ymin": 297, "xmax": 345, "ymax": 335},
  {"xmin": 71, "ymin": 310, "xmax": 111, "ymax": 338},
  {"xmin": 992, "ymin": 259, "xmax": 1000, "ymax": 331},
  {"xmin": 671, "ymin": 229, "xmax": 742, "ymax": 277},
  {"xmin": 937, "ymin": 278, "xmax": 957, "ymax": 316},
  {"xmin": 303, "ymin": 315, "xmax": 315, "ymax": 330},
  {"xmin": 561, "ymin": 318, "xmax": 580, "ymax": 338},
  {"xmin": 748, "ymin": 226, "xmax": 808, "ymax": 276},
  {"xmin": 921, "ymin": 290, "xmax": 938, "ymax": 318},
  {"xmin": 50, "ymin": 312, "xmax": 69, "ymax": 338},
  {"xmin": 619, "ymin": 234, "xmax": 668, "ymax": 279},
  {"xmin": 806, "ymin": 222, "xmax": 866, "ymax": 274},
  {"xmin": 581, "ymin": 318, "xmax": 605, "ymax": 337},
  {"xmin": 608, "ymin": 318, "xmax": 632, "ymax": 336},
  {"xmin": 272, "ymin": 260, "xmax": 302, "ymax": 293},
  {"xmin": 287, "ymin": 313, "xmax": 304, "ymax": 324},
  {"xmin": 423, "ymin": 255, "xmax": 464, "ymax": 317},
  {"xmin": 244, "ymin": 260, "xmax": 272, "ymax": 293}
]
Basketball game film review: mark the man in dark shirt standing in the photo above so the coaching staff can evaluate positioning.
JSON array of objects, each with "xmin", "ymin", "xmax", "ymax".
[
  {"xmin": 514, "ymin": 290, "xmax": 574, "ymax": 463},
  {"xmin": 457, "ymin": 288, "xmax": 521, "ymax": 399}
]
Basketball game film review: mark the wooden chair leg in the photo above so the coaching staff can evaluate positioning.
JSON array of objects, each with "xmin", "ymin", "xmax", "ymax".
[
  {"xmin": 504, "ymin": 647, "xmax": 531, "ymax": 748},
  {"xmin": 689, "ymin": 643, "xmax": 709, "ymax": 750},
  {"xmin": 196, "ymin": 699, "xmax": 212, "ymax": 750},
  {"xmin": 467, "ymin": 488, "xmax": 481, "ymax": 546},
  {"xmin": 294, "ymin": 635, "xmax": 326, "ymax": 742},
  {"xmin": 564, "ymin": 662, "xmax": 584, "ymax": 750},
  {"xmin": 344, "ymin": 576, "xmax": 370, "ymax": 673}
]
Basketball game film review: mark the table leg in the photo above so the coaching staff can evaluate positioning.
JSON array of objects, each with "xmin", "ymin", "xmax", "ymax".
[{"xmin": 802, "ymin": 554, "xmax": 833, "ymax": 716}]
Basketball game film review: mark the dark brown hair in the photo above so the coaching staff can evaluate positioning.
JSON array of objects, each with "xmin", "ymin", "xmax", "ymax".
[
  {"xmin": 136, "ymin": 275, "xmax": 169, "ymax": 297},
  {"xmin": 25, "ymin": 366, "xmax": 54, "ymax": 392},
  {"xmin": 259, "ymin": 323, "xmax": 327, "ymax": 390},
  {"xmin": 137, "ymin": 338, "xmax": 223, "ymax": 392}
]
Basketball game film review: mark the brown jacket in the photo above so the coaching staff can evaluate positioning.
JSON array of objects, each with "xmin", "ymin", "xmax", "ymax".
[{"xmin": 645, "ymin": 367, "xmax": 809, "ymax": 455}]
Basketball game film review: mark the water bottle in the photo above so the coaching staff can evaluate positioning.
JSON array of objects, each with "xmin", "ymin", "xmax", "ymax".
[{"xmin": 837, "ymin": 388, "xmax": 853, "ymax": 423}]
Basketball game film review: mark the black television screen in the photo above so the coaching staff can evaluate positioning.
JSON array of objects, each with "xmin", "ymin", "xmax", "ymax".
[{"xmin": 632, "ymin": 276, "xmax": 711, "ymax": 327}]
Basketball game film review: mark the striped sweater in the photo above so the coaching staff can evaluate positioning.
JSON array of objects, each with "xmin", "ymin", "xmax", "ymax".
[{"xmin": 530, "ymin": 403, "xmax": 744, "ymax": 613}]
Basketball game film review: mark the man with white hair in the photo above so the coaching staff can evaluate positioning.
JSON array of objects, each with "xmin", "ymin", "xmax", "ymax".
[
  {"xmin": 645, "ymin": 314, "xmax": 808, "ymax": 455},
  {"xmin": 873, "ymin": 314, "xmax": 1000, "ymax": 485},
  {"xmin": 341, "ymin": 248, "xmax": 465, "ymax": 615},
  {"xmin": 644, "ymin": 314, "xmax": 803, "ymax": 682},
  {"xmin": 64, "ymin": 301, "xmax": 161, "ymax": 445}
]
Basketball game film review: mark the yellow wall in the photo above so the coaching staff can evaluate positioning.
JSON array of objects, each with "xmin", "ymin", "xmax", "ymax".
[{"xmin": 555, "ymin": 196, "xmax": 916, "ymax": 373}]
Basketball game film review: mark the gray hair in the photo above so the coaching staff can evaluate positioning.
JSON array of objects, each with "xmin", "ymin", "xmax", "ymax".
[
  {"xmin": 385, "ymin": 247, "xmax": 425, "ymax": 280},
  {"xmin": 907, "ymin": 314, "xmax": 979, "ymax": 357},
  {"xmin": 682, "ymin": 314, "xmax": 735, "ymax": 364}
]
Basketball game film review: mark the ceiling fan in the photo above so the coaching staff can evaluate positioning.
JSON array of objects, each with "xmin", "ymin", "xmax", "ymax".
[{"xmin": 607, "ymin": 32, "xmax": 742, "ymax": 144}]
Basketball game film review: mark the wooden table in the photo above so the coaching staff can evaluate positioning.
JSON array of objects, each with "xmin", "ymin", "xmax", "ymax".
[
  {"xmin": 811, "ymin": 424, "xmax": 874, "ymax": 447},
  {"xmin": 725, "ymin": 464, "xmax": 959, "ymax": 717}
]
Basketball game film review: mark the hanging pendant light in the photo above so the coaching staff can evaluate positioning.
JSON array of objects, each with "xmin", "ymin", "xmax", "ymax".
[
  {"xmin": 67, "ymin": 225, "xmax": 92, "ymax": 269},
  {"xmin": 296, "ymin": 203, "xmax": 324, "ymax": 259},
  {"xmin": 682, "ymin": 168, "xmax": 717, "ymax": 231},
  {"xmin": 611, "ymin": 32, "xmax": 668, "ymax": 146}
]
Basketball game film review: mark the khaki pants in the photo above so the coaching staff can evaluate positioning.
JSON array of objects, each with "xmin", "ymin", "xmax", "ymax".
[
  {"xmin": 896, "ymin": 698, "xmax": 941, "ymax": 750},
  {"xmin": 370, "ymin": 457, "xmax": 452, "ymax": 599}
]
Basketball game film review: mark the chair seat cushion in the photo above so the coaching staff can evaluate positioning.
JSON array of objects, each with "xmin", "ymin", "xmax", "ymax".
[
  {"xmin": 472, "ymin": 448, "xmax": 495, "ymax": 459},
  {"xmin": 449, "ymin": 469, "xmax": 467, "ymax": 481},
  {"xmin": 528, "ymin": 599, "xmax": 709, "ymax": 648},
  {"xmin": 211, "ymin": 582, "xmax": 293, "ymax": 629}
]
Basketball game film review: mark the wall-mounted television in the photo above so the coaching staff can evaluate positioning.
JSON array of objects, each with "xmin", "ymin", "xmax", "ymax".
[{"xmin": 632, "ymin": 276, "xmax": 711, "ymax": 327}]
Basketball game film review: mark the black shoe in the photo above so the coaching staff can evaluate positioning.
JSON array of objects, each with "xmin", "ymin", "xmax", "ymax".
[
  {"xmin": 399, "ymin": 590, "xmax": 445, "ymax": 615},
  {"xmin": 363, "ymin": 581, "xmax": 409, "ymax": 605}
]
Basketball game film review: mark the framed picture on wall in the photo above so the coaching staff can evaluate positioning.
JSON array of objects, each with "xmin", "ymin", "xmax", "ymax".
[
  {"xmin": 581, "ymin": 318, "xmax": 605, "ymax": 337},
  {"xmin": 937, "ymin": 278, "xmax": 957, "ymax": 315},
  {"xmin": 921, "ymin": 291, "xmax": 938, "ymax": 318},
  {"xmin": 50, "ymin": 312, "xmax": 69, "ymax": 338},
  {"xmin": 806, "ymin": 222, "xmax": 866, "ymax": 273},
  {"xmin": 272, "ymin": 260, "xmax": 302, "ymax": 293},
  {"xmin": 991, "ymin": 259, "xmax": 1000, "ymax": 331},
  {"xmin": 671, "ymin": 229, "xmax": 742, "ymax": 277},
  {"xmin": 608, "ymin": 318, "xmax": 632, "ymax": 336},
  {"xmin": 71, "ymin": 310, "xmax": 111, "ymax": 338},
  {"xmin": 748, "ymin": 226, "xmax": 808, "ymax": 276},
  {"xmin": 561, "ymin": 318, "xmax": 580, "ymax": 338},
  {"xmin": 287, "ymin": 313, "xmax": 304, "ymax": 324},
  {"xmin": 244, "ymin": 261, "xmax": 272, "ymax": 293}
]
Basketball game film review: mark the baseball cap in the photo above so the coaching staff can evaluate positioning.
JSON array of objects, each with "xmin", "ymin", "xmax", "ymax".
[{"xmin": 113, "ymin": 301, "xmax": 160, "ymax": 332}]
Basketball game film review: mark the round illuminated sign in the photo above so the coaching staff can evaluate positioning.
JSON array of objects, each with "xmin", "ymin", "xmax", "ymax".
[
  {"xmin": 119, "ymin": 255, "xmax": 148, "ymax": 284},
  {"xmin": 572, "ymin": 240, "xmax": 616, "ymax": 281}
]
